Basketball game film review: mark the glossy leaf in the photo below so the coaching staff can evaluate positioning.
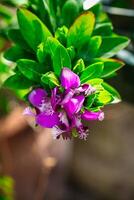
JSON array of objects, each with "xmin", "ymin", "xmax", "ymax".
[
  {"xmin": 97, "ymin": 90, "xmax": 113, "ymax": 105},
  {"xmin": 102, "ymin": 82, "xmax": 121, "ymax": 101},
  {"xmin": 73, "ymin": 59, "xmax": 85, "ymax": 74},
  {"xmin": 17, "ymin": 8, "xmax": 52, "ymax": 51},
  {"xmin": 41, "ymin": 71, "xmax": 60, "ymax": 88},
  {"xmin": 67, "ymin": 12, "xmax": 95, "ymax": 49},
  {"xmin": 94, "ymin": 58, "xmax": 124, "ymax": 78},
  {"xmin": 40, "ymin": 0, "xmax": 57, "ymax": 31},
  {"xmin": 85, "ymin": 93, "xmax": 96, "ymax": 109},
  {"xmin": 17, "ymin": 59, "xmax": 41, "ymax": 82},
  {"xmin": 8, "ymin": 29, "xmax": 30, "ymax": 50},
  {"xmin": 52, "ymin": 45, "xmax": 71, "ymax": 76},
  {"xmin": 37, "ymin": 37, "xmax": 60, "ymax": 63},
  {"xmin": 87, "ymin": 78, "xmax": 104, "ymax": 86},
  {"xmin": 4, "ymin": 46, "xmax": 34, "ymax": 62},
  {"xmin": 55, "ymin": 26, "xmax": 68, "ymax": 45},
  {"xmin": 78, "ymin": 36, "xmax": 102, "ymax": 62},
  {"xmin": 4, "ymin": 73, "xmax": 34, "ymax": 89},
  {"xmin": 93, "ymin": 22, "xmax": 113, "ymax": 36},
  {"xmin": 45, "ymin": 37, "xmax": 61, "ymax": 57},
  {"xmin": 97, "ymin": 36, "xmax": 130, "ymax": 58},
  {"xmin": 80, "ymin": 62, "xmax": 104, "ymax": 83},
  {"xmin": 62, "ymin": 0, "xmax": 79, "ymax": 27},
  {"xmin": 67, "ymin": 46, "xmax": 76, "ymax": 60}
]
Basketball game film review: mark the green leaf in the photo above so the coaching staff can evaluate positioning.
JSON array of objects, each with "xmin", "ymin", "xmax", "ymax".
[
  {"xmin": 4, "ymin": 73, "xmax": 34, "ymax": 90},
  {"xmin": 37, "ymin": 37, "xmax": 60, "ymax": 63},
  {"xmin": 103, "ymin": 72, "xmax": 117, "ymax": 79},
  {"xmin": 55, "ymin": 26, "xmax": 68, "ymax": 45},
  {"xmin": 85, "ymin": 93, "xmax": 96, "ymax": 109},
  {"xmin": 8, "ymin": 29, "xmax": 31, "ymax": 51},
  {"xmin": 102, "ymin": 59, "xmax": 124, "ymax": 78},
  {"xmin": 67, "ymin": 11, "xmax": 95, "ymax": 49},
  {"xmin": 96, "ymin": 90, "xmax": 113, "ymax": 105},
  {"xmin": 67, "ymin": 46, "xmax": 76, "ymax": 60},
  {"xmin": 37, "ymin": 43, "xmax": 45, "ymax": 63},
  {"xmin": 78, "ymin": 36, "xmax": 102, "ymax": 62},
  {"xmin": 62, "ymin": 0, "xmax": 80, "ymax": 27},
  {"xmin": 93, "ymin": 22, "xmax": 113, "ymax": 36},
  {"xmin": 89, "ymin": 106, "xmax": 102, "ymax": 112},
  {"xmin": 87, "ymin": 36, "xmax": 102, "ymax": 58},
  {"xmin": 87, "ymin": 78, "xmax": 104, "ymax": 86},
  {"xmin": 36, "ymin": 0, "xmax": 54, "ymax": 33},
  {"xmin": 4, "ymin": 46, "xmax": 34, "ymax": 62},
  {"xmin": 94, "ymin": 58, "xmax": 124, "ymax": 78},
  {"xmin": 53, "ymin": 45, "xmax": 71, "ymax": 76},
  {"xmin": 73, "ymin": 59, "xmax": 85, "ymax": 74},
  {"xmin": 80, "ymin": 62, "xmax": 104, "ymax": 83},
  {"xmin": 17, "ymin": 59, "xmax": 41, "ymax": 82},
  {"xmin": 39, "ymin": 0, "xmax": 57, "ymax": 32},
  {"xmin": 102, "ymin": 82, "xmax": 121, "ymax": 101},
  {"xmin": 17, "ymin": 8, "xmax": 52, "ymax": 51},
  {"xmin": 97, "ymin": 36, "xmax": 130, "ymax": 58},
  {"xmin": 45, "ymin": 37, "xmax": 61, "ymax": 57},
  {"xmin": 41, "ymin": 71, "xmax": 60, "ymax": 88}
]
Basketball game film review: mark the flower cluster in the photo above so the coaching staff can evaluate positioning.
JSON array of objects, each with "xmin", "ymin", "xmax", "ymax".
[
  {"xmin": 3, "ymin": 1, "xmax": 129, "ymax": 141},
  {"xmin": 24, "ymin": 68, "xmax": 104, "ymax": 140}
]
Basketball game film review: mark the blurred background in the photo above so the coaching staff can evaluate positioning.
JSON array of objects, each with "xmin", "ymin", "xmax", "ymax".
[{"xmin": 0, "ymin": 0, "xmax": 134, "ymax": 199}]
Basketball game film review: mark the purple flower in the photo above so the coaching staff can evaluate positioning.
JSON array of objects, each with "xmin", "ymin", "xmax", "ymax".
[
  {"xmin": 81, "ymin": 110, "xmax": 104, "ymax": 121},
  {"xmin": 63, "ymin": 95, "xmax": 85, "ymax": 117},
  {"xmin": 60, "ymin": 67, "xmax": 80, "ymax": 90},
  {"xmin": 36, "ymin": 112, "xmax": 60, "ymax": 128},
  {"xmin": 24, "ymin": 68, "xmax": 104, "ymax": 140},
  {"xmin": 25, "ymin": 88, "xmax": 60, "ymax": 128},
  {"xmin": 28, "ymin": 88, "xmax": 47, "ymax": 107}
]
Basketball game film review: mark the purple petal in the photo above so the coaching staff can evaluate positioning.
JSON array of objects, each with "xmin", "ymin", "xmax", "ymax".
[
  {"xmin": 59, "ymin": 111, "xmax": 69, "ymax": 128},
  {"xmin": 36, "ymin": 112, "xmax": 60, "ymax": 128},
  {"xmin": 51, "ymin": 87, "xmax": 62, "ymax": 111},
  {"xmin": 28, "ymin": 88, "xmax": 47, "ymax": 107},
  {"xmin": 60, "ymin": 67, "xmax": 80, "ymax": 90},
  {"xmin": 74, "ymin": 84, "xmax": 96, "ymax": 96},
  {"xmin": 52, "ymin": 126, "xmax": 65, "ymax": 139},
  {"xmin": 81, "ymin": 84, "xmax": 96, "ymax": 96},
  {"xmin": 77, "ymin": 125, "xmax": 89, "ymax": 140},
  {"xmin": 71, "ymin": 114, "xmax": 82, "ymax": 128},
  {"xmin": 23, "ymin": 107, "xmax": 35, "ymax": 116},
  {"xmin": 61, "ymin": 89, "xmax": 75, "ymax": 105},
  {"xmin": 71, "ymin": 115, "xmax": 89, "ymax": 140},
  {"xmin": 81, "ymin": 110, "xmax": 104, "ymax": 121},
  {"xmin": 64, "ymin": 95, "xmax": 85, "ymax": 117},
  {"xmin": 52, "ymin": 126, "xmax": 72, "ymax": 140}
]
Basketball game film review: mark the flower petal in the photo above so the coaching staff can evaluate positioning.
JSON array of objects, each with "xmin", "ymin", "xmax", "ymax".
[
  {"xmin": 51, "ymin": 87, "xmax": 62, "ymax": 110},
  {"xmin": 23, "ymin": 107, "xmax": 35, "ymax": 116},
  {"xmin": 61, "ymin": 89, "xmax": 75, "ymax": 105},
  {"xmin": 78, "ymin": 126, "xmax": 89, "ymax": 140},
  {"xmin": 60, "ymin": 67, "xmax": 80, "ymax": 90},
  {"xmin": 52, "ymin": 126, "xmax": 64, "ymax": 139},
  {"xmin": 64, "ymin": 95, "xmax": 85, "ymax": 117},
  {"xmin": 71, "ymin": 115, "xmax": 89, "ymax": 140},
  {"xmin": 59, "ymin": 111, "xmax": 69, "ymax": 128},
  {"xmin": 82, "ymin": 84, "xmax": 96, "ymax": 96},
  {"xmin": 81, "ymin": 110, "xmax": 104, "ymax": 121},
  {"xmin": 36, "ymin": 112, "xmax": 60, "ymax": 128},
  {"xmin": 28, "ymin": 88, "xmax": 47, "ymax": 107},
  {"xmin": 75, "ymin": 84, "xmax": 96, "ymax": 96}
]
